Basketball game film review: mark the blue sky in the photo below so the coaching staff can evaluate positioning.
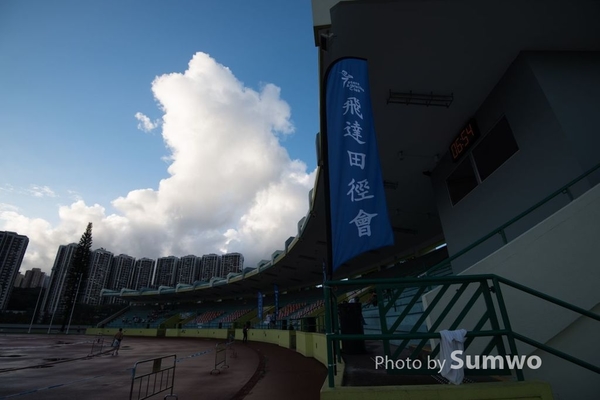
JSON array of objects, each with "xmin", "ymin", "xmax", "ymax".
[{"xmin": 0, "ymin": 0, "xmax": 319, "ymax": 274}]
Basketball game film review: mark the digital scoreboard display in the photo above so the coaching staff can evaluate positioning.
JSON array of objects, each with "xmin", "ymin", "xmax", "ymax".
[{"xmin": 450, "ymin": 119, "xmax": 480, "ymax": 162}]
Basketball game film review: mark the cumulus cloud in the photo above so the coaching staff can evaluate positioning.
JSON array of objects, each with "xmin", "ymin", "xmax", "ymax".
[
  {"xmin": 1, "ymin": 52, "xmax": 316, "ymax": 275},
  {"xmin": 0, "ymin": 209, "xmax": 70, "ymax": 272},
  {"xmin": 135, "ymin": 112, "xmax": 160, "ymax": 132}
]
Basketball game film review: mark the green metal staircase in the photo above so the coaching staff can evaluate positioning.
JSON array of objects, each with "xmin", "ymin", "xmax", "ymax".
[{"xmin": 322, "ymin": 162, "xmax": 600, "ymax": 392}]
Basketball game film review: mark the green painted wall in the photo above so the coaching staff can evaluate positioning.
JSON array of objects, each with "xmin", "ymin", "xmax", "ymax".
[
  {"xmin": 87, "ymin": 327, "xmax": 158, "ymax": 337},
  {"xmin": 296, "ymin": 331, "xmax": 328, "ymax": 366},
  {"xmin": 320, "ymin": 380, "xmax": 554, "ymax": 400},
  {"xmin": 165, "ymin": 328, "xmax": 229, "ymax": 339}
]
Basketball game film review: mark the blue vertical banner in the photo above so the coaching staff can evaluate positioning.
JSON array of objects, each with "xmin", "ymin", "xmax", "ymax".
[
  {"xmin": 274, "ymin": 284, "xmax": 279, "ymax": 321},
  {"xmin": 257, "ymin": 291, "xmax": 263, "ymax": 321},
  {"xmin": 325, "ymin": 58, "xmax": 394, "ymax": 271}
]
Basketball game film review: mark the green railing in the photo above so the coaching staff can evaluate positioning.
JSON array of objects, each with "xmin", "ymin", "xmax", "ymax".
[
  {"xmin": 422, "ymin": 161, "xmax": 600, "ymax": 277},
  {"xmin": 323, "ymin": 274, "xmax": 600, "ymax": 388}
]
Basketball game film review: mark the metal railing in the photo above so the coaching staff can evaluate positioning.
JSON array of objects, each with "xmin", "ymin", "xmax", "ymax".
[
  {"xmin": 323, "ymin": 274, "xmax": 600, "ymax": 388},
  {"xmin": 210, "ymin": 336, "xmax": 237, "ymax": 375},
  {"xmin": 88, "ymin": 334, "xmax": 106, "ymax": 356},
  {"xmin": 211, "ymin": 342, "xmax": 230, "ymax": 374},
  {"xmin": 129, "ymin": 354, "xmax": 177, "ymax": 400},
  {"xmin": 421, "ymin": 162, "xmax": 600, "ymax": 278},
  {"xmin": 96, "ymin": 306, "xmax": 130, "ymax": 328}
]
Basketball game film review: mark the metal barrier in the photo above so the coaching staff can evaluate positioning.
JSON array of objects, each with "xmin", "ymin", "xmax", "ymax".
[
  {"xmin": 211, "ymin": 342, "xmax": 229, "ymax": 374},
  {"xmin": 129, "ymin": 354, "xmax": 177, "ymax": 400},
  {"xmin": 228, "ymin": 334, "xmax": 238, "ymax": 359},
  {"xmin": 89, "ymin": 334, "xmax": 105, "ymax": 356}
]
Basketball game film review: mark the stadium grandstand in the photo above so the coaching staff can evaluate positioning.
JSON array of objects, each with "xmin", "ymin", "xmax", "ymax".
[{"xmin": 86, "ymin": 1, "xmax": 600, "ymax": 399}]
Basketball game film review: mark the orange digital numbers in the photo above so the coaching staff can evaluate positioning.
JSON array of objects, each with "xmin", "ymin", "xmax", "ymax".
[
  {"xmin": 460, "ymin": 130, "xmax": 470, "ymax": 146},
  {"xmin": 465, "ymin": 123, "xmax": 474, "ymax": 137},
  {"xmin": 450, "ymin": 119, "xmax": 480, "ymax": 162}
]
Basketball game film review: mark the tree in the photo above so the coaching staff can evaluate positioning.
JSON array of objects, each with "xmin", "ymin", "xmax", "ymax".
[{"xmin": 60, "ymin": 222, "xmax": 93, "ymax": 331}]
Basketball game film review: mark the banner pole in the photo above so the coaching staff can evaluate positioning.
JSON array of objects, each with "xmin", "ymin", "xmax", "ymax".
[{"xmin": 321, "ymin": 55, "xmax": 336, "ymax": 388}]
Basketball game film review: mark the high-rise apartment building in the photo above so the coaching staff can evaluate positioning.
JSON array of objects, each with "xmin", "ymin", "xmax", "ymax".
[
  {"xmin": 110, "ymin": 254, "xmax": 136, "ymax": 291},
  {"xmin": 22, "ymin": 268, "xmax": 45, "ymax": 288},
  {"xmin": 155, "ymin": 256, "xmax": 179, "ymax": 287},
  {"xmin": 14, "ymin": 273, "xmax": 24, "ymax": 288},
  {"xmin": 109, "ymin": 254, "xmax": 136, "ymax": 304},
  {"xmin": 132, "ymin": 258, "xmax": 155, "ymax": 290},
  {"xmin": 177, "ymin": 255, "xmax": 200, "ymax": 285},
  {"xmin": 41, "ymin": 243, "xmax": 78, "ymax": 319},
  {"xmin": 0, "ymin": 231, "xmax": 29, "ymax": 310},
  {"xmin": 200, "ymin": 253, "xmax": 220, "ymax": 281},
  {"xmin": 220, "ymin": 253, "xmax": 244, "ymax": 278},
  {"xmin": 36, "ymin": 242, "xmax": 245, "ymax": 306},
  {"xmin": 82, "ymin": 248, "xmax": 113, "ymax": 305}
]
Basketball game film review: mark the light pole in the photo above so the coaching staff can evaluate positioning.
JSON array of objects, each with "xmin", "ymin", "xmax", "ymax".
[
  {"xmin": 48, "ymin": 300, "xmax": 58, "ymax": 334},
  {"xmin": 66, "ymin": 274, "xmax": 82, "ymax": 334},
  {"xmin": 28, "ymin": 286, "xmax": 44, "ymax": 334}
]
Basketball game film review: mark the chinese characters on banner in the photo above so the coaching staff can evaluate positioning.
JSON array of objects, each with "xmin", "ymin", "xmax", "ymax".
[{"xmin": 325, "ymin": 58, "xmax": 394, "ymax": 272}]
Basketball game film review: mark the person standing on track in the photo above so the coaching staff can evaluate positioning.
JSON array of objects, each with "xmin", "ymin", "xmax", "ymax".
[
  {"xmin": 242, "ymin": 322, "xmax": 250, "ymax": 343},
  {"xmin": 112, "ymin": 328, "xmax": 124, "ymax": 356}
]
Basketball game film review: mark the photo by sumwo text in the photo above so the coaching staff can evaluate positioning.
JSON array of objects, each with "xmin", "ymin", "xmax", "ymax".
[{"xmin": 374, "ymin": 351, "xmax": 542, "ymax": 373}]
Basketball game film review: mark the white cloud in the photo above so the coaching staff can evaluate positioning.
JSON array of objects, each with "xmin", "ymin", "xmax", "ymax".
[
  {"xmin": 135, "ymin": 112, "xmax": 160, "ymax": 132},
  {"xmin": 1, "ymin": 184, "xmax": 57, "ymax": 198},
  {"xmin": 0, "ymin": 209, "xmax": 71, "ymax": 272},
  {"xmin": 28, "ymin": 185, "xmax": 57, "ymax": 198},
  {"xmin": 0, "ymin": 203, "xmax": 20, "ymax": 212},
  {"xmin": 67, "ymin": 190, "xmax": 83, "ymax": 202},
  {"xmin": 1, "ymin": 52, "xmax": 316, "ymax": 275},
  {"xmin": 0, "ymin": 184, "xmax": 15, "ymax": 194}
]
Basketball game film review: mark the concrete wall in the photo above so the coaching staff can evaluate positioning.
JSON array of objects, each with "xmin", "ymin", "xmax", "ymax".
[
  {"xmin": 312, "ymin": 333, "xmax": 328, "ymax": 366},
  {"xmin": 88, "ymin": 327, "xmax": 300, "ymax": 351},
  {"xmin": 527, "ymin": 52, "xmax": 600, "ymax": 185},
  {"xmin": 431, "ymin": 52, "xmax": 597, "ymax": 273},
  {"xmin": 527, "ymin": 303, "xmax": 600, "ymax": 400},
  {"xmin": 312, "ymin": 0, "xmax": 347, "ymax": 29},
  {"xmin": 297, "ymin": 331, "xmax": 315, "ymax": 358},
  {"xmin": 166, "ymin": 328, "xmax": 229, "ymax": 339},
  {"xmin": 233, "ymin": 328, "xmax": 295, "ymax": 349},
  {"xmin": 423, "ymin": 182, "xmax": 600, "ymax": 400},
  {"xmin": 295, "ymin": 331, "xmax": 328, "ymax": 367},
  {"xmin": 320, "ymin": 381, "xmax": 554, "ymax": 400},
  {"xmin": 87, "ymin": 327, "xmax": 158, "ymax": 337}
]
